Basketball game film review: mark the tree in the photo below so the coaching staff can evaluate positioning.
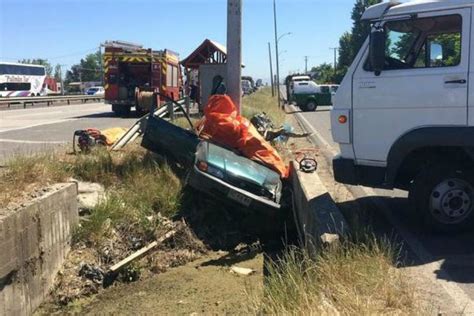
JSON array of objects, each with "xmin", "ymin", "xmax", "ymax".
[
  {"xmin": 311, "ymin": 63, "xmax": 335, "ymax": 84},
  {"xmin": 310, "ymin": 0, "xmax": 382, "ymax": 84},
  {"xmin": 18, "ymin": 58, "xmax": 52, "ymax": 76},
  {"xmin": 338, "ymin": 32, "xmax": 353, "ymax": 69},
  {"xmin": 53, "ymin": 64, "xmax": 62, "ymax": 82},
  {"xmin": 350, "ymin": 0, "xmax": 382, "ymax": 56},
  {"xmin": 65, "ymin": 51, "xmax": 102, "ymax": 84}
]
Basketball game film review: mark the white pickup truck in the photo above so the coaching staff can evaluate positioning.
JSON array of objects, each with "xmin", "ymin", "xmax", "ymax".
[{"xmin": 331, "ymin": 0, "xmax": 474, "ymax": 232}]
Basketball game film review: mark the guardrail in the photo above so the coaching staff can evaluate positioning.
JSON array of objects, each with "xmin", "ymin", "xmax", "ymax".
[{"xmin": 0, "ymin": 95, "xmax": 104, "ymax": 109}]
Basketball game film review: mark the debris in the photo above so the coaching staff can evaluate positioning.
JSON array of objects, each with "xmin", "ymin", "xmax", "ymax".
[
  {"xmin": 78, "ymin": 263, "xmax": 105, "ymax": 284},
  {"xmin": 320, "ymin": 233, "xmax": 340, "ymax": 245},
  {"xmin": 230, "ymin": 266, "xmax": 255, "ymax": 276},
  {"xmin": 299, "ymin": 157, "xmax": 317, "ymax": 173},
  {"xmin": 104, "ymin": 227, "xmax": 181, "ymax": 287},
  {"xmin": 250, "ymin": 113, "xmax": 310, "ymax": 142}
]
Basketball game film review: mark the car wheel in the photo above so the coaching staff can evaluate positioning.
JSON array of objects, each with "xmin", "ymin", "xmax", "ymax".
[
  {"xmin": 409, "ymin": 163, "xmax": 474, "ymax": 232},
  {"xmin": 305, "ymin": 101, "xmax": 317, "ymax": 111}
]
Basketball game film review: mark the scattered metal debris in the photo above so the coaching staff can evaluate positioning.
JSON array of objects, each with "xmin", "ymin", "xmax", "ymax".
[
  {"xmin": 250, "ymin": 113, "xmax": 310, "ymax": 142},
  {"xmin": 79, "ymin": 263, "xmax": 105, "ymax": 284}
]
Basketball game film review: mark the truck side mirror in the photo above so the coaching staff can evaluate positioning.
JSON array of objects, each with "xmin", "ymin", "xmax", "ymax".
[{"xmin": 369, "ymin": 28, "xmax": 385, "ymax": 76}]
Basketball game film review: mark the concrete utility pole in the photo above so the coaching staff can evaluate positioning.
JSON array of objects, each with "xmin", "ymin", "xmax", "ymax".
[
  {"xmin": 227, "ymin": 0, "xmax": 242, "ymax": 113},
  {"xmin": 304, "ymin": 56, "xmax": 308, "ymax": 74},
  {"xmin": 330, "ymin": 47, "xmax": 338, "ymax": 78},
  {"xmin": 268, "ymin": 42, "xmax": 274, "ymax": 97}
]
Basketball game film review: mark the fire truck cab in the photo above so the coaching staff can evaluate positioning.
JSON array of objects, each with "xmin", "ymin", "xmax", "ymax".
[{"xmin": 103, "ymin": 40, "xmax": 182, "ymax": 116}]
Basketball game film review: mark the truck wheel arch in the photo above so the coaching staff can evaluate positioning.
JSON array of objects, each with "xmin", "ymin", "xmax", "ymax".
[{"xmin": 386, "ymin": 127, "xmax": 474, "ymax": 189}]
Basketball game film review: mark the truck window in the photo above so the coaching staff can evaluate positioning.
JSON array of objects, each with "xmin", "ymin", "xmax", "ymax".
[
  {"xmin": 320, "ymin": 86, "xmax": 330, "ymax": 94},
  {"xmin": 366, "ymin": 14, "xmax": 462, "ymax": 71}
]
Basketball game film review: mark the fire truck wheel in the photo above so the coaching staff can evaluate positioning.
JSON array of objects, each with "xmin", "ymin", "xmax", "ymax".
[{"xmin": 112, "ymin": 104, "xmax": 131, "ymax": 117}]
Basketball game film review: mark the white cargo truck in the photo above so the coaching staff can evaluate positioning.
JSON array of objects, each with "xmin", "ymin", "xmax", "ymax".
[{"xmin": 331, "ymin": 0, "xmax": 474, "ymax": 231}]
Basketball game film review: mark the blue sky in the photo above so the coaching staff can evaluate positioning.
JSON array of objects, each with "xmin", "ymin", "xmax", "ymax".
[{"xmin": 0, "ymin": 0, "xmax": 356, "ymax": 81}]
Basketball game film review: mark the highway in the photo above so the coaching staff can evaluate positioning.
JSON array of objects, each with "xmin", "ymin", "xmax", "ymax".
[
  {"xmin": 293, "ymin": 102, "xmax": 474, "ymax": 312},
  {"xmin": 0, "ymin": 102, "xmax": 138, "ymax": 164}
]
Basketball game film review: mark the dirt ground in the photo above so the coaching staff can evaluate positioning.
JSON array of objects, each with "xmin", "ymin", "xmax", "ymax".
[{"xmin": 79, "ymin": 250, "xmax": 263, "ymax": 315}]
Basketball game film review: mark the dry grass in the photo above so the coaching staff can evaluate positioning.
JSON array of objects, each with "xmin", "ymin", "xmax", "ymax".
[
  {"xmin": 242, "ymin": 87, "xmax": 285, "ymax": 126},
  {"xmin": 0, "ymin": 152, "xmax": 70, "ymax": 209},
  {"xmin": 0, "ymin": 144, "xmax": 183, "ymax": 244},
  {"xmin": 249, "ymin": 238, "xmax": 422, "ymax": 315}
]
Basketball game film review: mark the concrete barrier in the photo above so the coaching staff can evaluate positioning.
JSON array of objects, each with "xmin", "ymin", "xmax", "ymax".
[
  {"xmin": 290, "ymin": 162, "xmax": 348, "ymax": 249},
  {"xmin": 0, "ymin": 183, "xmax": 78, "ymax": 316}
]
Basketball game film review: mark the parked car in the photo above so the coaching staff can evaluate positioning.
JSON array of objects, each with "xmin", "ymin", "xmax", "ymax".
[
  {"xmin": 85, "ymin": 86, "xmax": 105, "ymax": 96},
  {"xmin": 331, "ymin": 1, "xmax": 473, "ymax": 232}
]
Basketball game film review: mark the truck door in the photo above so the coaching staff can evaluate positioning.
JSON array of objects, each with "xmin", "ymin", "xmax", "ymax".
[{"xmin": 352, "ymin": 9, "xmax": 470, "ymax": 164}]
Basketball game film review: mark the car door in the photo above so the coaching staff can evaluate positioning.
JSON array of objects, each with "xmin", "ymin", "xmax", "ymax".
[{"xmin": 352, "ymin": 9, "xmax": 470, "ymax": 164}]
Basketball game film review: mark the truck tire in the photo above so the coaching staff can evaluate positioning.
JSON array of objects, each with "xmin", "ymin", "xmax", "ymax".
[
  {"xmin": 409, "ymin": 163, "xmax": 474, "ymax": 232},
  {"xmin": 112, "ymin": 104, "xmax": 131, "ymax": 117},
  {"xmin": 304, "ymin": 100, "xmax": 317, "ymax": 112}
]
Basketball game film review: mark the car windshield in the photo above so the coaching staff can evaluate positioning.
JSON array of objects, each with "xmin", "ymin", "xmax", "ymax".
[{"xmin": 89, "ymin": 88, "xmax": 98, "ymax": 92}]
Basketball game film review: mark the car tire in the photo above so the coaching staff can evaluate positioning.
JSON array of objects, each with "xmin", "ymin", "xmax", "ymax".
[
  {"xmin": 304, "ymin": 101, "xmax": 317, "ymax": 111},
  {"xmin": 409, "ymin": 163, "xmax": 474, "ymax": 232}
]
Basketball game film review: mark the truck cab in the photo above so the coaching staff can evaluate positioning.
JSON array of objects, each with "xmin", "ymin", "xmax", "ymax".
[{"xmin": 331, "ymin": 0, "xmax": 474, "ymax": 231}]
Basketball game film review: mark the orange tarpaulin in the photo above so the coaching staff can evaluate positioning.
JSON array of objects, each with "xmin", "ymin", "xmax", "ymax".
[{"xmin": 196, "ymin": 95, "xmax": 289, "ymax": 178}]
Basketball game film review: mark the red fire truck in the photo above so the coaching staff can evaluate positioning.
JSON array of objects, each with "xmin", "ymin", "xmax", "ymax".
[{"xmin": 103, "ymin": 40, "xmax": 182, "ymax": 116}]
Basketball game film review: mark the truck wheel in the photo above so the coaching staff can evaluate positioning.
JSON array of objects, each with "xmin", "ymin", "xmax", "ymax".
[
  {"xmin": 135, "ymin": 106, "xmax": 147, "ymax": 117},
  {"xmin": 409, "ymin": 164, "xmax": 474, "ymax": 232},
  {"xmin": 112, "ymin": 104, "xmax": 131, "ymax": 117},
  {"xmin": 304, "ymin": 101, "xmax": 317, "ymax": 111}
]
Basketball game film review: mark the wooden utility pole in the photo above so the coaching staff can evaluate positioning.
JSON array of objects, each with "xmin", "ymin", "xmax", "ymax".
[
  {"xmin": 304, "ymin": 56, "xmax": 308, "ymax": 74},
  {"xmin": 268, "ymin": 42, "xmax": 274, "ymax": 97},
  {"xmin": 227, "ymin": 0, "xmax": 242, "ymax": 113}
]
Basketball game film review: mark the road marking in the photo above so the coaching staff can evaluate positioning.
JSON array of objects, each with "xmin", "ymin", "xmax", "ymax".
[
  {"xmin": 0, "ymin": 138, "xmax": 67, "ymax": 144},
  {"xmin": 291, "ymin": 105, "xmax": 474, "ymax": 313},
  {"xmin": 0, "ymin": 119, "xmax": 76, "ymax": 133}
]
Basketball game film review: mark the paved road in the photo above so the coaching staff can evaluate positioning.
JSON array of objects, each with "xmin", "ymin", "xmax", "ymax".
[
  {"xmin": 0, "ymin": 102, "xmax": 138, "ymax": 164},
  {"xmin": 291, "ymin": 100, "xmax": 474, "ymax": 311}
]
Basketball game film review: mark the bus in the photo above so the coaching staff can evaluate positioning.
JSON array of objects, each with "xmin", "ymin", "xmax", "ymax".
[{"xmin": 0, "ymin": 62, "xmax": 47, "ymax": 97}]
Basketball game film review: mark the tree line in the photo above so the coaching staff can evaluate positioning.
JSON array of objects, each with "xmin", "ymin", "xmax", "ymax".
[
  {"xmin": 311, "ymin": 0, "xmax": 381, "ymax": 84},
  {"xmin": 18, "ymin": 50, "xmax": 102, "ymax": 85}
]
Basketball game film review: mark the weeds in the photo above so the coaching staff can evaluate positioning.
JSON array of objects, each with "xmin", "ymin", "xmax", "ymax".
[
  {"xmin": 250, "ymin": 238, "xmax": 421, "ymax": 315},
  {"xmin": 242, "ymin": 87, "xmax": 285, "ymax": 126}
]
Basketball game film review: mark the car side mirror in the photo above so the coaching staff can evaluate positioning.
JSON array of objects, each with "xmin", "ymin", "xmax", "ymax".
[{"xmin": 370, "ymin": 27, "xmax": 385, "ymax": 76}]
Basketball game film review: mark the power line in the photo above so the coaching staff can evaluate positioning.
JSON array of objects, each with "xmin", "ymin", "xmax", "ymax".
[{"xmin": 0, "ymin": 47, "xmax": 99, "ymax": 62}]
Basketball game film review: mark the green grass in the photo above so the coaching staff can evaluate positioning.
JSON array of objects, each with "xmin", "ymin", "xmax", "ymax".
[
  {"xmin": 249, "ymin": 238, "xmax": 420, "ymax": 315},
  {"xmin": 242, "ymin": 87, "xmax": 285, "ymax": 126}
]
